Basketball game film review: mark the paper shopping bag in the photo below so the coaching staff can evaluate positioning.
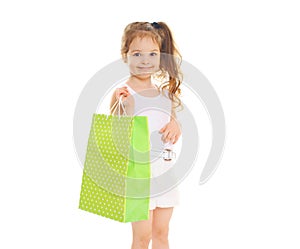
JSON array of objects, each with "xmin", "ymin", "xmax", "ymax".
[{"xmin": 79, "ymin": 114, "xmax": 151, "ymax": 222}]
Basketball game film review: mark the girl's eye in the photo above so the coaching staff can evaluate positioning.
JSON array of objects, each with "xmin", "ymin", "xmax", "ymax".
[
  {"xmin": 133, "ymin": 53, "xmax": 141, "ymax": 57},
  {"xmin": 150, "ymin": 52, "xmax": 158, "ymax": 56}
]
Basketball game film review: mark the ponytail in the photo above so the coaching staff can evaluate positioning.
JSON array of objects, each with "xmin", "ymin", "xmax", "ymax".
[{"xmin": 153, "ymin": 22, "xmax": 183, "ymax": 110}]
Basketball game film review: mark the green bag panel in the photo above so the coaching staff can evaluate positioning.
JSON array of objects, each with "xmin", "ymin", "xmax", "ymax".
[
  {"xmin": 125, "ymin": 116, "xmax": 151, "ymax": 222},
  {"xmin": 83, "ymin": 114, "xmax": 133, "ymax": 197},
  {"xmin": 79, "ymin": 172, "xmax": 126, "ymax": 222},
  {"xmin": 79, "ymin": 114, "xmax": 151, "ymax": 223}
]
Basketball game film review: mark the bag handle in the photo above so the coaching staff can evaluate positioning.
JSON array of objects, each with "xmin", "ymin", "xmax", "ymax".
[{"xmin": 110, "ymin": 95, "xmax": 128, "ymax": 117}]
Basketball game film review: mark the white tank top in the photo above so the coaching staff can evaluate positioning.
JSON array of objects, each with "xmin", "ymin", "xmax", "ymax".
[{"xmin": 123, "ymin": 83, "xmax": 174, "ymax": 161}]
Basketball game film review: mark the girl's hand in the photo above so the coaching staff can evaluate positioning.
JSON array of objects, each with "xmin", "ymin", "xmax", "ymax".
[
  {"xmin": 116, "ymin": 86, "xmax": 130, "ymax": 102},
  {"xmin": 159, "ymin": 118, "xmax": 182, "ymax": 144},
  {"xmin": 110, "ymin": 86, "xmax": 134, "ymax": 115},
  {"xmin": 115, "ymin": 86, "xmax": 134, "ymax": 107}
]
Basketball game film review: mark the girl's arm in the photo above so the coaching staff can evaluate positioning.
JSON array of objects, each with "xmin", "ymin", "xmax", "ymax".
[{"xmin": 159, "ymin": 102, "xmax": 182, "ymax": 144}]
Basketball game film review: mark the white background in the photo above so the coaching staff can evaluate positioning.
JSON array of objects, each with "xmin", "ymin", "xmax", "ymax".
[{"xmin": 1, "ymin": 0, "xmax": 299, "ymax": 248}]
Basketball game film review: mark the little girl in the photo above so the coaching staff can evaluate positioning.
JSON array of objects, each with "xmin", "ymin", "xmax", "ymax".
[{"xmin": 110, "ymin": 22, "xmax": 182, "ymax": 249}]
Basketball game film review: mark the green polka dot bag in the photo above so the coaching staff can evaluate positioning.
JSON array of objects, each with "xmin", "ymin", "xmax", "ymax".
[{"xmin": 79, "ymin": 101, "xmax": 151, "ymax": 223}]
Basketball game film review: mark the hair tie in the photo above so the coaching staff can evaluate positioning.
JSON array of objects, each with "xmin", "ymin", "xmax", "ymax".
[{"xmin": 151, "ymin": 22, "xmax": 161, "ymax": 29}]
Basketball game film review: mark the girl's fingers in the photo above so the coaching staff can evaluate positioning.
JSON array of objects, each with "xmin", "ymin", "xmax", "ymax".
[
  {"xmin": 173, "ymin": 135, "xmax": 179, "ymax": 144},
  {"xmin": 162, "ymin": 131, "xmax": 180, "ymax": 144},
  {"xmin": 161, "ymin": 132, "xmax": 167, "ymax": 142},
  {"xmin": 116, "ymin": 90, "xmax": 128, "ymax": 96},
  {"xmin": 162, "ymin": 131, "xmax": 172, "ymax": 143},
  {"xmin": 116, "ymin": 87, "xmax": 130, "ymax": 99},
  {"xmin": 159, "ymin": 125, "xmax": 167, "ymax": 134}
]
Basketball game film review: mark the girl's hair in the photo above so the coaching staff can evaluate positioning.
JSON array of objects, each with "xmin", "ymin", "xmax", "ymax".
[{"xmin": 121, "ymin": 22, "xmax": 183, "ymax": 110}]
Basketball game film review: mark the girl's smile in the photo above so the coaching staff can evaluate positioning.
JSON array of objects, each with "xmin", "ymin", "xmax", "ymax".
[{"xmin": 137, "ymin": 66, "xmax": 155, "ymax": 70}]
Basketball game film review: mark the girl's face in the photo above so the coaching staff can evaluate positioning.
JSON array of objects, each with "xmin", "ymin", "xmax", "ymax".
[{"xmin": 127, "ymin": 36, "xmax": 160, "ymax": 79}]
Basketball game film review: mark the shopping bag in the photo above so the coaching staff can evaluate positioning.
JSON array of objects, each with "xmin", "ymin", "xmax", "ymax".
[{"xmin": 79, "ymin": 101, "xmax": 151, "ymax": 223}]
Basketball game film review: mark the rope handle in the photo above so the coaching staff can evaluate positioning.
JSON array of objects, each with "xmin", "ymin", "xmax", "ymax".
[{"xmin": 110, "ymin": 95, "xmax": 128, "ymax": 117}]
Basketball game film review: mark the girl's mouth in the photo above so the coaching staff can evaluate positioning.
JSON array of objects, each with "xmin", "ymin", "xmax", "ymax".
[{"xmin": 137, "ymin": 66, "xmax": 154, "ymax": 70}]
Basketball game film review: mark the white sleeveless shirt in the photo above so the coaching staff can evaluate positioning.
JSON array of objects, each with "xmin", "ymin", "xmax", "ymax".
[
  {"xmin": 123, "ymin": 83, "xmax": 174, "ymax": 161},
  {"xmin": 121, "ymin": 84, "xmax": 180, "ymax": 207}
]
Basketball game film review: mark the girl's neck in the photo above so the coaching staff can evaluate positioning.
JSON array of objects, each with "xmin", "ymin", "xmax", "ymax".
[{"xmin": 128, "ymin": 75, "xmax": 154, "ymax": 89}]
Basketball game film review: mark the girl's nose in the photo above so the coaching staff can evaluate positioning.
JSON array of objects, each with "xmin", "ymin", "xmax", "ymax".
[{"xmin": 141, "ymin": 54, "xmax": 150, "ymax": 64}]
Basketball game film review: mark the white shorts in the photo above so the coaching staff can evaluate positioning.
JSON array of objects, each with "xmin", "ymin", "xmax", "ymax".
[{"xmin": 149, "ymin": 158, "xmax": 180, "ymax": 210}]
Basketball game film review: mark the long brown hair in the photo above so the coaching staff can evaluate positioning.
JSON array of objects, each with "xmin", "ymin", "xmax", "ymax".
[{"xmin": 121, "ymin": 22, "xmax": 183, "ymax": 110}]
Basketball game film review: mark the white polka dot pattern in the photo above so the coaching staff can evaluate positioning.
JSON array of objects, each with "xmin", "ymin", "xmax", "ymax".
[{"xmin": 79, "ymin": 114, "xmax": 150, "ymax": 222}]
